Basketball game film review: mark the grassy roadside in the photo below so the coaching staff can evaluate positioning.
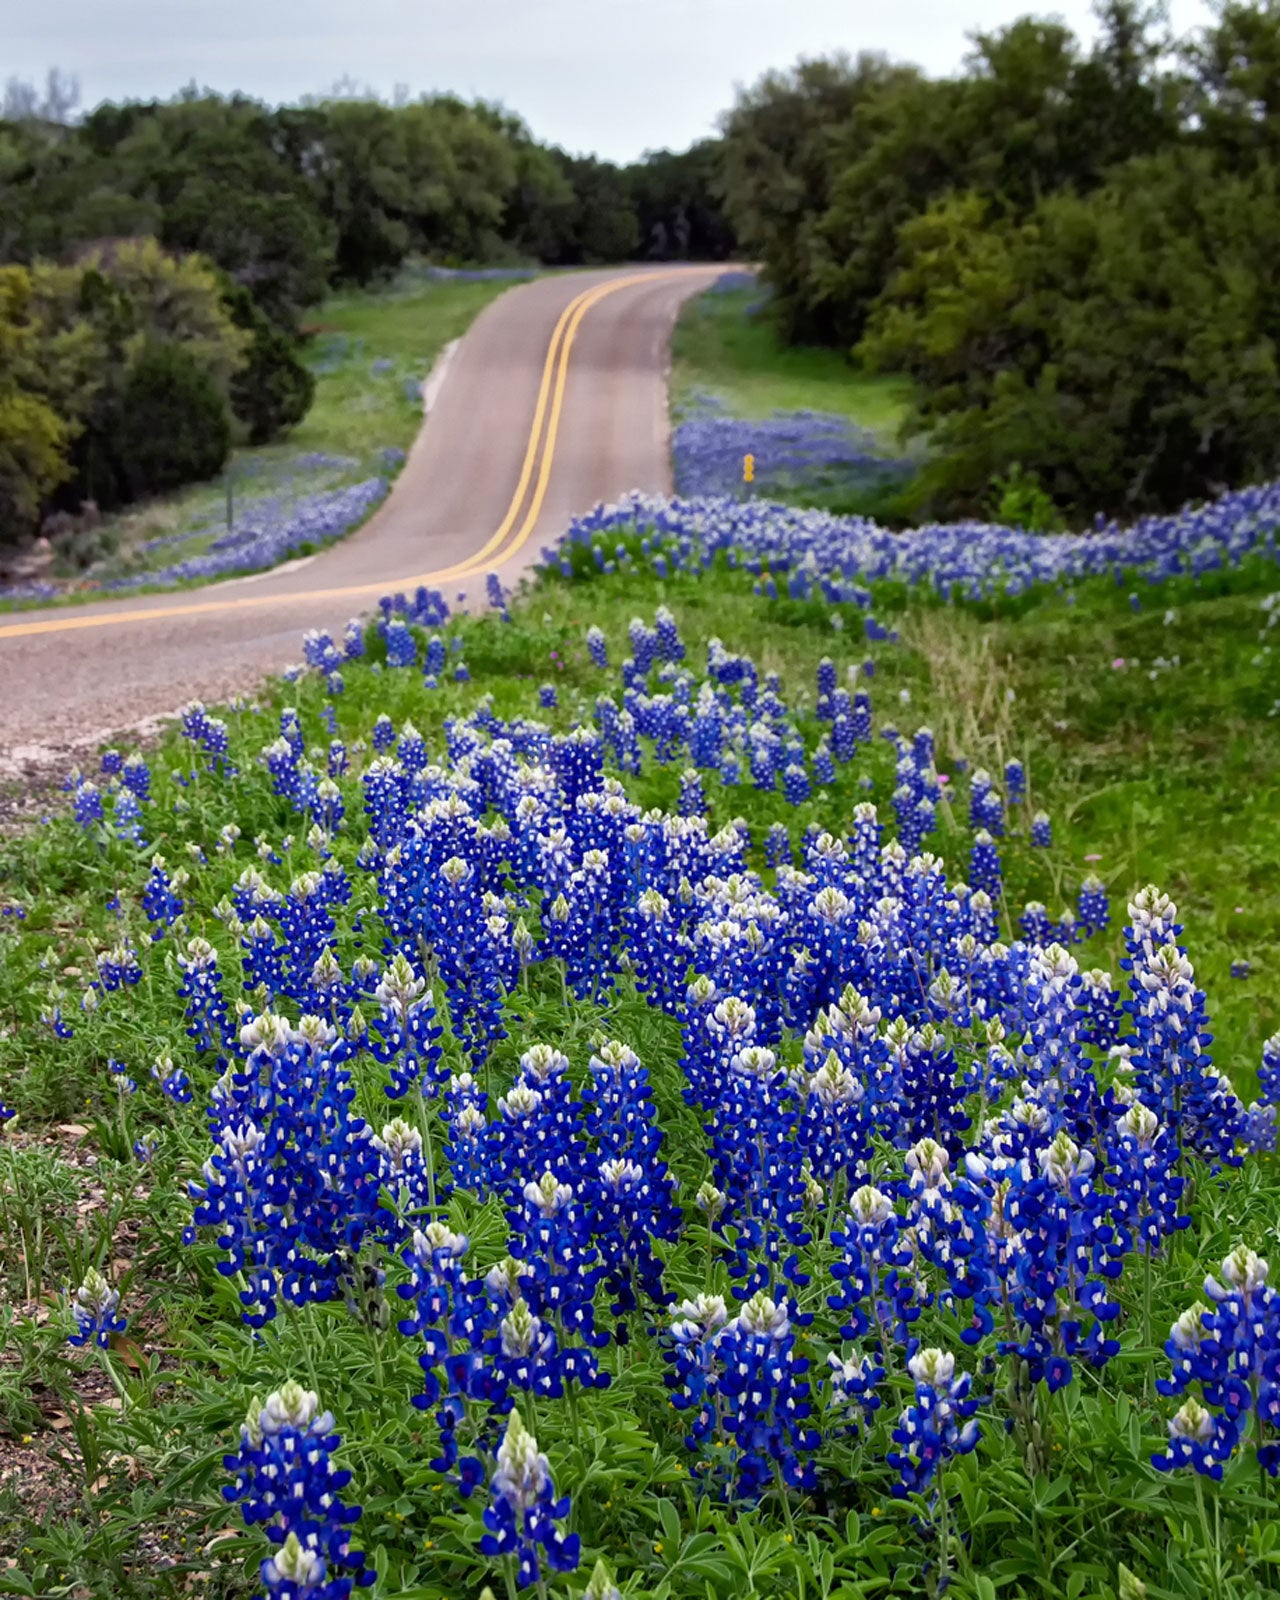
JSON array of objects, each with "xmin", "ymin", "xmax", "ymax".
[{"xmin": 670, "ymin": 285, "xmax": 909, "ymax": 438}]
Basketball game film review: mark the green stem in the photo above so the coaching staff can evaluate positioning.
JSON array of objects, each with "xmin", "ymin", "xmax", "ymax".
[
  {"xmin": 566, "ymin": 1379, "xmax": 583, "ymax": 1454},
  {"xmin": 414, "ymin": 1084, "xmax": 438, "ymax": 1213},
  {"xmin": 774, "ymin": 1463, "xmax": 798, "ymax": 1541},
  {"xmin": 936, "ymin": 1468, "xmax": 950, "ymax": 1599},
  {"xmin": 301, "ymin": 1304, "xmax": 325, "ymax": 1398},
  {"xmin": 1194, "ymin": 1472, "xmax": 1224, "ymax": 1600}
]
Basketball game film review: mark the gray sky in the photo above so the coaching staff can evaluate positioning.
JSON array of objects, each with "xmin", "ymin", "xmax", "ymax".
[{"xmin": 8, "ymin": 0, "xmax": 1213, "ymax": 162}]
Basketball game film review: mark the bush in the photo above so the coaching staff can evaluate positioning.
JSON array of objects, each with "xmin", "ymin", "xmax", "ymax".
[
  {"xmin": 226, "ymin": 290, "xmax": 315, "ymax": 445},
  {"xmin": 0, "ymin": 388, "xmax": 71, "ymax": 539},
  {"xmin": 113, "ymin": 340, "xmax": 232, "ymax": 498}
]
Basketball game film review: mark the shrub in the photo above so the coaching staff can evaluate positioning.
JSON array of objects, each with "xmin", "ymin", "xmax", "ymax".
[
  {"xmin": 225, "ymin": 289, "xmax": 315, "ymax": 445},
  {"xmin": 0, "ymin": 388, "xmax": 71, "ymax": 539},
  {"xmin": 113, "ymin": 340, "xmax": 232, "ymax": 497}
]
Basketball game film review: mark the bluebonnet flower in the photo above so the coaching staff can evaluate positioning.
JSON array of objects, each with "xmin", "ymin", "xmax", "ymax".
[
  {"xmin": 816, "ymin": 655, "xmax": 837, "ymax": 711},
  {"xmin": 370, "ymin": 953, "xmax": 445, "ymax": 1101},
  {"xmin": 479, "ymin": 1410, "xmax": 580, "ymax": 1587},
  {"xmin": 121, "ymin": 753, "xmax": 151, "ymax": 801},
  {"xmin": 1105, "ymin": 1103, "xmax": 1188, "ymax": 1256},
  {"xmin": 654, "ymin": 605, "xmax": 685, "ymax": 662},
  {"xmin": 678, "ymin": 768, "xmax": 705, "ymax": 817},
  {"xmin": 765, "ymin": 821, "xmax": 792, "ymax": 868},
  {"xmin": 506, "ymin": 1169, "xmax": 611, "ymax": 1388},
  {"xmin": 142, "ymin": 856, "xmax": 185, "ymax": 939},
  {"xmin": 189, "ymin": 1015, "xmax": 383, "ymax": 1324},
  {"xmin": 178, "ymin": 937, "xmax": 234, "ymax": 1056},
  {"xmin": 343, "ymin": 619, "xmax": 365, "ymax": 661},
  {"xmin": 582, "ymin": 1560, "xmax": 622, "ymax": 1600},
  {"xmin": 1122, "ymin": 887, "xmax": 1244, "ymax": 1165},
  {"xmin": 383, "ymin": 619, "xmax": 416, "ymax": 668},
  {"xmin": 887, "ymin": 1348, "xmax": 981, "ymax": 1496},
  {"xmin": 1077, "ymin": 874, "xmax": 1110, "ymax": 934},
  {"xmin": 1004, "ymin": 758, "xmax": 1026, "ymax": 804},
  {"xmin": 969, "ymin": 830, "xmax": 1001, "ymax": 898},
  {"xmin": 1031, "ymin": 811, "xmax": 1052, "ymax": 847},
  {"xmin": 782, "ymin": 763, "xmax": 811, "ymax": 805},
  {"xmin": 151, "ymin": 1053, "xmax": 193, "ymax": 1104},
  {"xmin": 586, "ymin": 626, "xmax": 608, "ymax": 668},
  {"xmin": 73, "ymin": 780, "xmax": 104, "ymax": 831},
  {"xmin": 111, "ymin": 788, "xmax": 147, "ymax": 847},
  {"xmin": 828, "ymin": 1183, "xmax": 919, "ymax": 1352},
  {"xmin": 539, "ymin": 683, "xmax": 558, "ymax": 709},
  {"xmin": 1153, "ymin": 1246, "xmax": 1280, "ymax": 1478},
  {"xmin": 96, "ymin": 940, "xmax": 142, "ymax": 992},
  {"xmin": 665, "ymin": 1291, "xmax": 819, "ymax": 1498},
  {"xmin": 826, "ymin": 1349, "xmax": 885, "ymax": 1439},
  {"xmin": 109, "ymin": 1057, "xmax": 138, "ymax": 1094},
  {"xmin": 223, "ymin": 1383, "xmax": 373, "ymax": 1598},
  {"xmin": 1246, "ymin": 1031, "xmax": 1280, "ymax": 1152},
  {"xmin": 991, "ymin": 1129, "xmax": 1126, "ymax": 1388},
  {"xmin": 68, "ymin": 1267, "xmax": 127, "ymax": 1349}
]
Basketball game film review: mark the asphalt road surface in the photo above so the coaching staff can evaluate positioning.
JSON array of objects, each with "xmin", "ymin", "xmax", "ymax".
[{"xmin": 0, "ymin": 264, "xmax": 723, "ymax": 764}]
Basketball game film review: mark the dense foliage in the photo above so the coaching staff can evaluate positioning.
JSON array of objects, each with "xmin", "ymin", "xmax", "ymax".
[
  {"xmin": 0, "ymin": 89, "xmax": 733, "ymax": 316},
  {"xmin": 718, "ymin": 1, "xmax": 1280, "ymax": 521},
  {"xmin": 0, "ymin": 241, "xmax": 259, "ymax": 537}
]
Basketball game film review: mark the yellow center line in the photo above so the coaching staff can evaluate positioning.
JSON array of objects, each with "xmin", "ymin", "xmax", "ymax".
[{"xmin": 0, "ymin": 268, "xmax": 699, "ymax": 643}]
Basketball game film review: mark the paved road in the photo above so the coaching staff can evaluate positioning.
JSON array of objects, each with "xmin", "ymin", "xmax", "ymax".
[{"xmin": 0, "ymin": 265, "xmax": 721, "ymax": 761}]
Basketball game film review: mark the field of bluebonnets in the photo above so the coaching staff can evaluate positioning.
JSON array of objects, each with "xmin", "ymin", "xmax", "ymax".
[{"xmin": 2, "ymin": 406, "xmax": 1280, "ymax": 1600}]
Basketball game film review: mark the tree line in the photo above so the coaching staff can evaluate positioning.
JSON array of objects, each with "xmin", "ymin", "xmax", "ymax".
[
  {"xmin": 718, "ymin": 0, "xmax": 1280, "ymax": 523},
  {"xmin": 0, "ymin": 79, "xmax": 732, "ymax": 543}
]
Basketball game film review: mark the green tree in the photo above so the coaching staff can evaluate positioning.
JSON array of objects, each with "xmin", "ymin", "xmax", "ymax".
[
  {"xmin": 628, "ymin": 142, "xmax": 734, "ymax": 260},
  {"xmin": 223, "ymin": 281, "xmax": 314, "ymax": 444},
  {"xmin": 720, "ymin": 53, "xmax": 885, "ymax": 340},
  {"xmin": 860, "ymin": 149, "xmax": 1280, "ymax": 518},
  {"xmin": 549, "ymin": 155, "xmax": 639, "ymax": 264},
  {"xmin": 1185, "ymin": 0, "xmax": 1280, "ymax": 169},
  {"xmin": 0, "ymin": 265, "xmax": 73, "ymax": 536}
]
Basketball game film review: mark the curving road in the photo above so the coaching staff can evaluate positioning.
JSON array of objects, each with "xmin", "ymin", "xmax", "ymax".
[{"xmin": 0, "ymin": 265, "xmax": 722, "ymax": 763}]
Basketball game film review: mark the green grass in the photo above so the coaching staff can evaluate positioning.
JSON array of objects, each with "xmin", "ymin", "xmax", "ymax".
[
  {"xmin": 291, "ymin": 273, "xmax": 514, "ymax": 460},
  {"xmin": 671, "ymin": 287, "xmax": 909, "ymax": 439}
]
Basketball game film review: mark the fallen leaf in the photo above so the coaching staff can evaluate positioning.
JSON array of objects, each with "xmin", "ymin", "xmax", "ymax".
[
  {"xmin": 110, "ymin": 1335, "xmax": 145, "ymax": 1370},
  {"xmin": 56, "ymin": 1123, "xmax": 89, "ymax": 1138}
]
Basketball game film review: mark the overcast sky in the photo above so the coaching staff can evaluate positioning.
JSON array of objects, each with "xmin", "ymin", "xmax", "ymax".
[{"xmin": 9, "ymin": 0, "xmax": 1214, "ymax": 162}]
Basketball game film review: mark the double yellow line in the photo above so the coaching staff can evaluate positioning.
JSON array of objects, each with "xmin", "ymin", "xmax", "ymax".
[{"xmin": 0, "ymin": 269, "xmax": 695, "ymax": 642}]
